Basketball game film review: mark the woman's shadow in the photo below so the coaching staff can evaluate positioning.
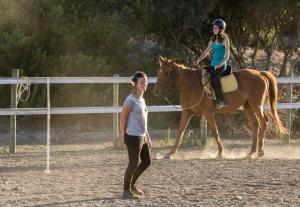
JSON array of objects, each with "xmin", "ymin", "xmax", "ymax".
[{"xmin": 31, "ymin": 196, "xmax": 124, "ymax": 207}]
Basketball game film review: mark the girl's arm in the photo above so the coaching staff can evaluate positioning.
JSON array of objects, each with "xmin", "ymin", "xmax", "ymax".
[
  {"xmin": 195, "ymin": 40, "xmax": 213, "ymax": 66},
  {"xmin": 215, "ymin": 37, "xmax": 230, "ymax": 69}
]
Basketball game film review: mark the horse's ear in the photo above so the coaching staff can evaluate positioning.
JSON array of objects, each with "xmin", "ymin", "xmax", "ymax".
[
  {"xmin": 167, "ymin": 58, "xmax": 175, "ymax": 64},
  {"xmin": 159, "ymin": 55, "xmax": 166, "ymax": 62}
]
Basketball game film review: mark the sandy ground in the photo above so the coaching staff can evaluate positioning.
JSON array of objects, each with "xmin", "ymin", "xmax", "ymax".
[{"xmin": 1, "ymin": 140, "xmax": 300, "ymax": 207}]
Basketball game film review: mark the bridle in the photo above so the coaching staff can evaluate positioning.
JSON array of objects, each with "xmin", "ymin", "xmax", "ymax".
[
  {"xmin": 156, "ymin": 64, "xmax": 211, "ymax": 110},
  {"xmin": 154, "ymin": 66, "xmax": 180, "ymax": 95}
]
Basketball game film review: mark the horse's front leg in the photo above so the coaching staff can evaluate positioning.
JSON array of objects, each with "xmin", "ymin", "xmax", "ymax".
[
  {"xmin": 164, "ymin": 110, "xmax": 192, "ymax": 159},
  {"xmin": 205, "ymin": 114, "xmax": 224, "ymax": 158}
]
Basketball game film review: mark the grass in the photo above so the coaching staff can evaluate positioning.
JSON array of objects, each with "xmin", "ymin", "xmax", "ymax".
[
  {"xmin": 0, "ymin": 144, "xmax": 105, "ymax": 154},
  {"xmin": 0, "ymin": 145, "xmax": 9, "ymax": 153}
]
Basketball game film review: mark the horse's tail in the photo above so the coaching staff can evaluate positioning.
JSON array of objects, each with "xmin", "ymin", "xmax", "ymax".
[{"xmin": 261, "ymin": 71, "xmax": 288, "ymax": 134}]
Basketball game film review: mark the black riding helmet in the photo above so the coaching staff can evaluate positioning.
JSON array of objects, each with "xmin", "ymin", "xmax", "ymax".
[{"xmin": 212, "ymin": 18, "xmax": 226, "ymax": 31}]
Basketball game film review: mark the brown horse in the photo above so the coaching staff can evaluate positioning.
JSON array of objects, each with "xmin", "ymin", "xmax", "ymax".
[{"xmin": 153, "ymin": 56, "xmax": 288, "ymax": 159}]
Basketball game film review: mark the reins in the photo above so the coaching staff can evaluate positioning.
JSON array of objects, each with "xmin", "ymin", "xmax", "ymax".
[{"xmin": 161, "ymin": 65, "xmax": 211, "ymax": 110}]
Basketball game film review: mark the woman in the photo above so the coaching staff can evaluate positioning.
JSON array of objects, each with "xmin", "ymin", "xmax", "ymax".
[
  {"xmin": 195, "ymin": 18, "xmax": 230, "ymax": 108},
  {"xmin": 120, "ymin": 71, "xmax": 152, "ymax": 199}
]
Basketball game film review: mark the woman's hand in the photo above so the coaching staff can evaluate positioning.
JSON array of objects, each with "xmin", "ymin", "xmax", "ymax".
[
  {"xmin": 146, "ymin": 132, "xmax": 153, "ymax": 149},
  {"xmin": 120, "ymin": 135, "xmax": 125, "ymax": 146},
  {"xmin": 148, "ymin": 138, "xmax": 153, "ymax": 149}
]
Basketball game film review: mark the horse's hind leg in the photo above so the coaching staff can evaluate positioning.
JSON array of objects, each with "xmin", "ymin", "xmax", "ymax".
[
  {"xmin": 205, "ymin": 114, "xmax": 224, "ymax": 158},
  {"xmin": 244, "ymin": 103, "xmax": 259, "ymax": 157},
  {"xmin": 258, "ymin": 112, "xmax": 269, "ymax": 156},
  {"xmin": 252, "ymin": 106, "xmax": 269, "ymax": 158}
]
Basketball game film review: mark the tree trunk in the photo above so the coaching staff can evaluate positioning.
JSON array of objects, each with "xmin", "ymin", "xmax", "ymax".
[
  {"xmin": 251, "ymin": 42, "xmax": 259, "ymax": 68},
  {"xmin": 230, "ymin": 46, "xmax": 246, "ymax": 69},
  {"xmin": 265, "ymin": 50, "xmax": 273, "ymax": 71},
  {"xmin": 266, "ymin": 58, "xmax": 270, "ymax": 71},
  {"xmin": 279, "ymin": 49, "xmax": 293, "ymax": 76}
]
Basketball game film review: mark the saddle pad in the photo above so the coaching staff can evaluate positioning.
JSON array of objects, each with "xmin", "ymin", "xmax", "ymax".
[
  {"xmin": 220, "ymin": 73, "xmax": 238, "ymax": 93},
  {"xmin": 201, "ymin": 69, "xmax": 238, "ymax": 93}
]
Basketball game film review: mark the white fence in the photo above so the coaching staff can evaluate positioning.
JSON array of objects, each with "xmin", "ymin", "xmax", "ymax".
[
  {"xmin": 0, "ymin": 75, "xmax": 299, "ymax": 173},
  {"xmin": 1, "ymin": 76, "xmax": 300, "ymax": 116}
]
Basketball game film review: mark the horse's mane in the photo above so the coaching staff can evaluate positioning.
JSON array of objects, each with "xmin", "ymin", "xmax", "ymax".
[
  {"xmin": 173, "ymin": 61, "xmax": 195, "ymax": 71},
  {"xmin": 161, "ymin": 57, "xmax": 197, "ymax": 71}
]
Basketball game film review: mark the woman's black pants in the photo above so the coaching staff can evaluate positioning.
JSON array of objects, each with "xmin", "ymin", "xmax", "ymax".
[{"xmin": 123, "ymin": 133, "xmax": 151, "ymax": 190}]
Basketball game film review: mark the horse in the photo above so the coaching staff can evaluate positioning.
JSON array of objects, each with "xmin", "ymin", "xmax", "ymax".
[{"xmin": 153, "ymin": 56, "xmax": 288, "ymax": 159}]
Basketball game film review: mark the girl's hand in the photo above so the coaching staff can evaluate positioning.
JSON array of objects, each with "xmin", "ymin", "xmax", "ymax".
[
  {"xmin": 214, "ymin": 64, "xmax": 222, "ymax": 69},
  {"xmin": 194, "ymin": 60, "xmax": 201, "ymax": 67}
]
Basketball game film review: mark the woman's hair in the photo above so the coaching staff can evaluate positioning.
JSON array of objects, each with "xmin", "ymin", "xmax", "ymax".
[
  {"xmin": 131, "ymin": 71, "xmax": 147, "ymax": 86},
  {"xmin": 211, "ymin": 32, "xmax": 228, "ymax": 43}
]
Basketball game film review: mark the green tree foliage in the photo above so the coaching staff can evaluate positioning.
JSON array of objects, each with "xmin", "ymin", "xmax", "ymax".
[{"xmin": 0, "ymin": 0, "xmax": 299, "ymax": 129}]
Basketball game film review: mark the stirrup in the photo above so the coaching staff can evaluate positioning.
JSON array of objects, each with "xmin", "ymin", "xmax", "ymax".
[
  {"xmin": 216, "ymin": 101, "xmax": 227, "ymax": 109},
  {"xmin": 216, "ymin": 103, "xmax": 224, "ymax": 109}
]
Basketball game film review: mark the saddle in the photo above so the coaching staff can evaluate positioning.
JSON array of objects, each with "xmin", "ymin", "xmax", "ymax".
[{"xmin": 202, "ymin": 65, "xmax": 238, "ymax": 93}]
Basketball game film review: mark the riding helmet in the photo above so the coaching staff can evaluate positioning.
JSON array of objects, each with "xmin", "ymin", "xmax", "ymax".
[{"xmin": 212, "ymin": 18, "xmax": 226, "ymax": 31}]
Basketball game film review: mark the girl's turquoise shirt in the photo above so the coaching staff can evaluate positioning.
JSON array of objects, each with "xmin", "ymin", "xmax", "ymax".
[{"xmin": 210, "ymin": 42, "xmax": 226, "ymax": 68}]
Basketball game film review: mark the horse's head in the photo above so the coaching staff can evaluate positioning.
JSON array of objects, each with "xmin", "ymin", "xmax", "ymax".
[{"xmin": 153, "ymin": 56, "xmax": 179, "ymax": 97}]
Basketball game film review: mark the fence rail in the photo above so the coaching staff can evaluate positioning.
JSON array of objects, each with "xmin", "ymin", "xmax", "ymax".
[
  {"xmin": 1, "ymin": 76, "xmax": 300, "ymax": 84},
  {"xmin": 0, "ymin": 103, "xmax": 300, "ymax": 116}
]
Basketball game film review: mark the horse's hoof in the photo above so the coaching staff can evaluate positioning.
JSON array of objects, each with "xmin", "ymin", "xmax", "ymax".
[
  {"xmin": 245, "ymin": 153, "xmax": 255, "ymax": 159},
  {"xmin": 258, "ymin": 150, "xmax": 265, "ymax": 158},
  {"xmin": 216, "ymin": 154, "xmax": 225, "ymax": 160},
  {"xmin": 163, "ymin": 154, "xmax": 175, "ymax": 160}
]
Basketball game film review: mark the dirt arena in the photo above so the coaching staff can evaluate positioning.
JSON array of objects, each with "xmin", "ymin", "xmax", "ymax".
[{"xmin": 1, "ymin": 140, "xmax": 300, "ymax": 207}]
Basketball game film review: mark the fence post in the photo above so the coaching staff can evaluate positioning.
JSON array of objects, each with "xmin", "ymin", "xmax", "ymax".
[
  {"xmin": 10, "ymin": 69, "xmax": 19, "ymax": 153},
  {"xmin": 200, "ymin": 116, "xmax": 207, "ymax": 146},
  {"xmin": 45, "ymin": 78, "xmax": 51, "ymax": 173},
  {"xmin": 285, "ymin": 72, "xmax": 293, "ymax": 143},
  {"xmin": 113, "ymin": 74, "xmax": 119, "ymax": 148}
]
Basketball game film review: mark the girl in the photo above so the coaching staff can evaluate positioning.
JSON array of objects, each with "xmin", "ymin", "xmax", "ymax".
[
  {"xmin": 195, "ymin": 18, "xmax": 230, "ymax": 108},
  {"xmin": 120, "ymin": 71, "xmax": 152, "ymax": 199}
]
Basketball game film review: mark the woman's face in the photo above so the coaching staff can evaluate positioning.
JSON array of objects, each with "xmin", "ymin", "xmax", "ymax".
[
  {"xmin": 135, "ymin": 77, "xmax": 148, "ymax": 92},
  {"xmin": 212, "ymin": 25, "xmax": 220, "ymax": 35}
]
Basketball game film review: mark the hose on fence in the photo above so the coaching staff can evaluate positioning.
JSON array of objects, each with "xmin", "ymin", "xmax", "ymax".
[{"xmin": 16, "ymin": 76, "xmax": 31, "ymax": 105}]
